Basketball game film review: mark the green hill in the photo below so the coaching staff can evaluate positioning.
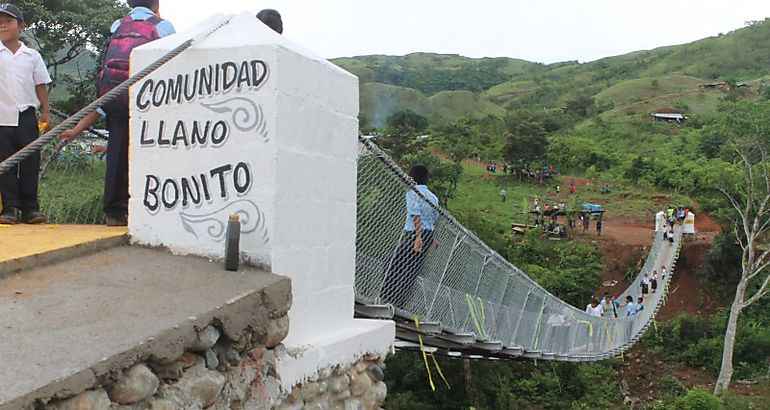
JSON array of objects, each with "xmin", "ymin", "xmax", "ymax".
[
  {"xmin": 594, "ymin": 75, "xmax": 705, "ymax": 107},
  {"xmin": 334, "ymin": 19, "xmax": 770, "ymax": 127},
  {"xmin": 334, "ymin": 53, "xmax": 544, "ymax": 96},
  {"xmin": 359, "ymin": 82, "xmax": 433, "ymax": 128},
  {"xmin": 429, "ymin": 90, "xmax": 505, "ymax": 124}
]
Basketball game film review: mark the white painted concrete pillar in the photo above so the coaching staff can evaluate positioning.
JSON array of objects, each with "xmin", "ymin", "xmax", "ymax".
[{"xmin": 128, "ymin": 13, "xmax": 393, "ymax": 388}]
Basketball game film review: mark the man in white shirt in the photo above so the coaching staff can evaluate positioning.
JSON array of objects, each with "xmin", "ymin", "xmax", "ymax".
[{"xmin": 0, "ymin": 3, "xmax": 51, "ymax": 224}]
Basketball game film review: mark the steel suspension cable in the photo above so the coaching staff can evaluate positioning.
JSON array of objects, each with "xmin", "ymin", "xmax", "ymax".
[{"xmin": 0, "ymin": 15, "xmax": 233, "ymax": 176}]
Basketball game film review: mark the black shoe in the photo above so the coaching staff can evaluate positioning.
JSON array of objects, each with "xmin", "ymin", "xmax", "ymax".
[
  {"xmin": 22, "ymin": 210, "xmax": 47, "ymax": 224},
  {"xmin": 106, "ymin": 215, "xmax": 128, "ymax": 226},
  {"xmin": 0, "ymin": 207, "xmax": 21, "ymax": 224}
]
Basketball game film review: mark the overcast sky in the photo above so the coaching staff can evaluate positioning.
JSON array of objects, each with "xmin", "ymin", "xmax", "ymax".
[{"xmin": 160, "ymin": 1, "xmax": 770, "ymax": 63}]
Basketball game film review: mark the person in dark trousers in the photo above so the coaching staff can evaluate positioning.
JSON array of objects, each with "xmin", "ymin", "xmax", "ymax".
[
  {"xmin": 0, "ymin": 3, "xmax": 51, "ymax": 224},
  {"xmin": 381, "ymin": 165, "xmax": 439, "ymax": 308},
  {"xmin": 257, "ymin": 9, "xmax": 283, "ymax": 34},
  {"xmin": 59, "ymin": 0, "xmax": 174, "ymax": 226}
]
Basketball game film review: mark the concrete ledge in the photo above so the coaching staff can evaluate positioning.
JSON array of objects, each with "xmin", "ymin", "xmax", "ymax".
[
  {"xmin": 0, "ymin": 246, "xmax": 291, "ymax": 410},
  {"xmin": 276, "ymin": 318, "xmax": 394, "ymax": 391},
  {"xmin": 0, "ymin": 225, "xmax": 128, "ymax": 278}
]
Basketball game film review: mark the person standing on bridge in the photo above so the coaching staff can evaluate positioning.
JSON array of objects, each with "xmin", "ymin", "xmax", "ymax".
[
  {"xmin": 585, "ymin": 298, "xmax": 604, "ymax": 317},
  {"xmin": 59, "ymin": 0, "xmax": 175, "ymax": 226},
  {"xmin": 0, "ymin": 3, "xmax": 51, "ymax": 225},
  {"xmin": 381, "ymin": 165, "xmax": 438, "ymax": 308}
]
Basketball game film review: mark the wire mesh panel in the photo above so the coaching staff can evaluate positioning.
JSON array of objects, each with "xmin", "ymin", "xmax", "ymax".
[{"xmin": 354, "ymin": 137, "xmax": 683, "ymax": 361}]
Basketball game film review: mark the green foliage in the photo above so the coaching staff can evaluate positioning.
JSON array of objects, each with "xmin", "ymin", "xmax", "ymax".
[
  {"xmin": 660, "ymin": 374, "xmax": 688, "ymax": 397},
  {"xmin": 402, "ymin": 151, "xmax": 463, "ymax": 206},
  {"xmin": 38, "ymin": 157, "xmax": 105, "ymax": 224},
  {"xmin": 676, "ymin": 388, "xmax": 722, "ymax": 410},
  {"xmin": 433, "ymin": 117, "xmax": 506, "ymax": 162},
  {"xmin": 385, "ymin": 351, "xmax": 621, "ymax": 410},
  {"xmin": 334, "ymin": 53, "xmax": 543, "ymax": 96},
  {"xmin": 508, "ymin": 231, "xmax": 602, "ymax": 306},
  {"xmin": 699, "ymin": 230, "xmax": 743, "ymax": 290},
  {"xmin": 379, "ymin": 110, "xmax": 429, "ymax": 161},
  {"xmin": 546, "ymin": 135, "xmax": 616, "ymax": 172},
  {"xmin": 644, "ymin": 311, "xmax": 770, "ymax": 380},
  {"xmin": 502, "ymin": 110, "xmax": 552, "ymax": 171},
  {"xmin": 15, "ymin": 0, "xmax": 128, "ymax": 109}
]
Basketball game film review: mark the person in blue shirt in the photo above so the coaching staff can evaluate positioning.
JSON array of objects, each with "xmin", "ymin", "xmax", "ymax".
[
  {"xmin": 381, "ymin": 165, "xmax": 439, "ymax": 308},
  {"xmin": 59, "ymin": 0, "xmax": 174, "ymax": 226},
  {"xmin": 622, "ymin": 295, "xmax": 636, "ymax": 317}
]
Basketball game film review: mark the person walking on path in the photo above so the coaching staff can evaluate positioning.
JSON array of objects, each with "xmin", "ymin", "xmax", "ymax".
[
  {"xmin": 381, "ymin": 165, "xmax": 439, "ymax": 308},
  {"xmin": 602, "ymin": 294, "xmax": 618, "ymax": 318},
  {"xmin": 0, "ymin": 3, "xmax": 51, "ymax": 225},
  {"xmin": 640, "ymin": 273, "xmax": 650, "ymax": 301}
]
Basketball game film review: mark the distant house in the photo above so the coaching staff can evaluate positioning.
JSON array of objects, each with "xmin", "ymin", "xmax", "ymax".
[
  {"xmin": 699, "ymin": 82, "xmax": 730, "ymax": 90},
  {"xmin": 653, "ymin": 109, "xmax": 686, "ymax": 123}
]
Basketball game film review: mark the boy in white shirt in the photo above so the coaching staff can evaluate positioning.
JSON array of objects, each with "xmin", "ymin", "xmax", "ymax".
[{"xmin": 0, "ymin": 3, "xmax": 51, "ymax": 224}]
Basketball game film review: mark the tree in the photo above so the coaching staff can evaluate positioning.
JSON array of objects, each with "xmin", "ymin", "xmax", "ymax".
[
  {"xmin": 402, "ymin": 151, "xmax": 462, "ymax": 206},
  {"xmin": 379, "ymin": 110, "xmax": 429, "ymax": 162},
  {"xmin": 15, "ymin": 0, "xmax": 128, "ymax": 107},
  {"xmin": 502, "ymin": 114, "xmax": 549, "ymax": 179},
  {"xmin": 18, "ymin": 0, "xmax": 127, "ymax": 78},
  {"xmin": 714, "ymin": 146, "xmax": 770, "ymax": 395}
]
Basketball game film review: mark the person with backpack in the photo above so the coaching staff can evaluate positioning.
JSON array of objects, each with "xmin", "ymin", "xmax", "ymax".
[
  {"xmin": 0, "ymin": 3, "xmax": 51, "ymax": 224},
  {"xmin": 59, "ymin": 0, "xmax": 174, "ymax": 226}
]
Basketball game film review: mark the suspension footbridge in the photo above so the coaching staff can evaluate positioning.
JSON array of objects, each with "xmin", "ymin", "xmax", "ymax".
[{"xmin": 352, "ymin": 138, "xmax": 681, "ymax": 362}]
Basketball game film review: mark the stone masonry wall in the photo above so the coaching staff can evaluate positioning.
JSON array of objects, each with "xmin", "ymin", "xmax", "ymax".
[{"xmin": 44, "ymin": 323, "xmax": 389, "ymax": 410}]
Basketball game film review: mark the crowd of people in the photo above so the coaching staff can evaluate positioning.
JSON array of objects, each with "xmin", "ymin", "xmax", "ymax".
[
  {"xmin": 583, "ymin": 207, "xmax": 684, "ymax": 318},
  {"xmin": 0, "ymin": 1, "xmax": 283, "ymax": 225},
  {"xmin": 584, "ymin": 263, "xmax": 668, "ymax": 319},
  {"xmin": 487, "ymin": 162, "xmax": 559, "ymax": 183}
]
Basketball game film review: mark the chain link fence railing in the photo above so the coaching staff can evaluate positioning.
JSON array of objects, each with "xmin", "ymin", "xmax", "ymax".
[{"xmin": 355, "ymin": 136, "xmax": 683, "ymax": 360}]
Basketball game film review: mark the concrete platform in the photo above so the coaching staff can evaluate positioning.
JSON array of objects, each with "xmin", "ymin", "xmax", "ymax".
[
  {"xmin": 0, "ymin": 225, "xmax": 128, "ymax": 276},
  {"xmin": 0, "ymin": 245, "xmax": 290, "ymax": 409}
]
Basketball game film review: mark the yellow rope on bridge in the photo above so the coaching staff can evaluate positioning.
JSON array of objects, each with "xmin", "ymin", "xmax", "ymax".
[{"xmin": 414, "ymin": 317, "xmax": 450, "ymax": 391}]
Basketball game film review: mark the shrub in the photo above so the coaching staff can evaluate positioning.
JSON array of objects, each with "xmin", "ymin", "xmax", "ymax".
[{"xmin": 675, "ymin": 388, "xmax": 721, "ymax": 410}]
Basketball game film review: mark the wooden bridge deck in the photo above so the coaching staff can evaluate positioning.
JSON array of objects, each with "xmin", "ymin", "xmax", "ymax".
[{"xmin": 0, "ymin": 224, "xmax": 127, "ymax": 274}]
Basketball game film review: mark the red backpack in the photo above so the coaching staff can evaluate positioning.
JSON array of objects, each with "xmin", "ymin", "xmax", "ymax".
[{"xmin": 97, "ymin": 15, "xmax": 162, "ymax": 117}]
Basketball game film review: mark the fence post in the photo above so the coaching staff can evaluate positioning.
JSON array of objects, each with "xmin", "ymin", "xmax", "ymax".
[{"xmin": 426, "ymin": 232, "xmax": 464, "ymax": 318}]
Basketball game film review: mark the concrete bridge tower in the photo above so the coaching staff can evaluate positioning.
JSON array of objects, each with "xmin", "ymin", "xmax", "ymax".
[{"xmin": 127, "ymin": 12, "xmax": 395, "ymax": 404}]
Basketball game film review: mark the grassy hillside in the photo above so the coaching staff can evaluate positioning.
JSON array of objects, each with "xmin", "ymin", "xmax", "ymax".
[
  {"xmin": 360, "ymin": 82, "xmax": 433, "ymax": 128},
  {"xmin": 334, "ymin": 19, "xmax": 770, "ymax": 127},
  {"xmin": 428, "ymin": 90, "xmax": 505, "ymax": 124},
  {"xmin": 334, "ymin": 53, "xmax": 545, "ymax": 95},
  {"xmin": 481, "ymin": 80, "xmax": 538, "ymax": 105},
  {"xmin": 594, "ymin": 75, "xmax": 705, "ymax": 106}
]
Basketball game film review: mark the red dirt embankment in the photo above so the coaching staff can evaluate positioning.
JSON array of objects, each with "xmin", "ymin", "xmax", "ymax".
[{"xmin": 586, "ymin": 211, "xmax": 725, "ymax": 320}]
